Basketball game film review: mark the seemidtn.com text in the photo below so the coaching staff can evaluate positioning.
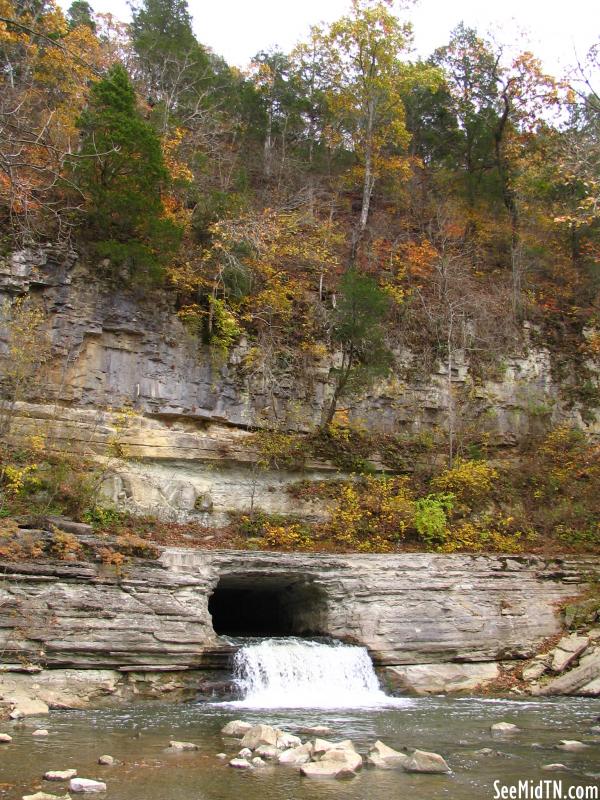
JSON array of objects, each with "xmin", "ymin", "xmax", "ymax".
[{"xmin": 493, "ymin": 781, "xmax": 599, "ymax": 800}]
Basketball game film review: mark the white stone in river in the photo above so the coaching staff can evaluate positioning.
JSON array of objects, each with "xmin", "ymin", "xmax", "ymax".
[
  {"xmin": 542, "ymin": 764, "xmax": 568, "ymax": 771},
  {"xmin": 556, "ymin": 740, "xmax": 590, "ymax": 751},
  {"xmin": 240, "ymin": 724, "xmax": 278, "ymax": 749},
  {"xmin": 69, "ymin": 779, "xmax": 106, "ymax": 793},
  {"xmin": 0, "ymin": 733, "xmax": 12, "ymax": 743},
  {"xmin": 251, "ymin": 757, "xmax": 266, "ymax": 767},
  {"xmin": 367, "ymin": 740, "xmax": 408, "ymax": 768},
  {"xmin": 44, "ymin": 770, "xmax": 77, "ymax": 781},
  {"xmin": 254, "ymin": 744, "xmax": 280, "ymax": 760},
  {"xmin": 221, "ymin": 720, "xmax": 252, "ymax": 737},
  {"xmin": 97, "ymin": 756, "xmax": 114, "ymax": 766},
  {"xmin": 168, "ymin": 740, "xmax": 199, "ymax": 751},
  {"xmin": 401, "ymin": 749, "xmax": 451, "ymax": 774},
  {"xmin": 229, "ymin": 758, "xmax": 252, "ymax": 769},
  {"xmin": 491, "ymin": 722, "xmax": 520, "ymax": 734},
  {"xmin": 278, "ymin": 743, "xmax": 313, "ymax": 765},
  {"xmin": 23, "ymin": 793, "xmax": 71, "ymax": 800},
  {"xmin": 276, "ymin": 732, "xmax": 302, "ymax": 749},
  {"xmin": 238, "ymin": 748, "xmax": 252, "ymax": 759},
  {"xmin": 216, "ymin": 753, "xmax": 227, "ymax": 759},
  {"xmin": 32, "ymin": 729, "xmax": 49, "ymax": 737}
]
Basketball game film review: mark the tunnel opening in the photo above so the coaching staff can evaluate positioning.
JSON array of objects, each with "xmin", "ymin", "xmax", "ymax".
[{"xmin": 209, "ymin": 573, "xmax": 328, "ymax": 637}]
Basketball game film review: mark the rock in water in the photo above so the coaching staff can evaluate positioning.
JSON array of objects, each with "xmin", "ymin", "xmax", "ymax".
[
  {"xmin": 251, "ymin": 757, "xmax": 266, "ymax": 767},
  {"xmin": 221, "ymin": 720, "xmax": 252, "ymax": 737},
  {"xmin": 0, "ymin": 733, "xmax": 12, "ymax": 743},
  {"xmin": 254, "ymin": 744, "xmax": 280, "ymax": 760},
  {"xmin": 97, "ymin": 756, "xmax": 114, "ymax": 766},
  {"xmin": 229, "ymin": 758, "xmax": 252, "ymax": 769},
  {"xmin": 240, "ymin": 724, "xmax": 278, "ymax": 749},
  {"xmin": 168, "ymin": 740, "xmax": 199, "ymax": 751},
  {"xmin": 542, "ymin": 764, "xmax": 568, "ymax": 771},
  {"xmin": 491, "ymin": 722, "xmax": 520, "ymax": 734},
  {"xmin": 278, "ymin": 743, "xmax": 313, "ymax": 765},
  {"xmin": 238, "ymin": 748, "xmax": 252, "ymax": 759},
  {"xmin": 44, "ymin": 771, "xmax": 77, "ymax": 782},
  {"xmin": 32, "ymin": 729, "xmax": 49, "ymax": 737},
  {"xmin": 367, "ymin": 740, "xmax": 408, "ymax": 768},
  {"xmin": 402, "ymin": 749, "xmax": 451, "ymax": 774},
  {"xmin": 23, "ymin": 793, "xmax": 71, "ymax": 800},
  {"xmin": 319, "ymin": 748, "xmax": 362, "ymax": 771},
  {"xmin": 556, "ymin": 740, "xmax": 589, "ymax": 751},
  {"xmin": 276, "ymin": 732, "xmax": 302, "ymax": 749},
  {"xmin": 69, "ymin": 779, "xmax": 106, "ymax": 794}
]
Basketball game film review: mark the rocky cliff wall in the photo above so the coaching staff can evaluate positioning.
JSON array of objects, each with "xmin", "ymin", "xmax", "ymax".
[
  {"xmin": 1, "ymin": 247, "xmax": 598, "ymax": 524},
  {"xmin": 1, "ymin": 548, "xmax": 596, "ymax": 670}
]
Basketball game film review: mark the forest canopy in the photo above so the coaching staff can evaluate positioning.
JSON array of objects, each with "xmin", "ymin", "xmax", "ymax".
[{"xmin": 0, "ymin": 0, "xmax": 598, "ymax": 412}]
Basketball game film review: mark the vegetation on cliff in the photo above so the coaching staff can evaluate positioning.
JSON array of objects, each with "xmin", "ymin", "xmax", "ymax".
[{"xmin": 0, "ymin": 0, "xmax": 598, "ymax": 556}]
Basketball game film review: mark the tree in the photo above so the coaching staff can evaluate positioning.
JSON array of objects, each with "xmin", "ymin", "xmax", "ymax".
[
  {"xmin": 0, "ymin": 0, "xmax": 104, "ymax": 241},
  {"xmin": 129, "ymin": 0, "xmax": 213, "ymax": 132},
  {"xmin": 323, "ymin": 268, "xmax": 392, "ymax": 425},
  {"xmin": 73, "ymin": 63, "xmax": 181, "ymax": 277},
  {"xmin": 320, "ymin": 0, "xmax": 413, "ymax": 263},
  {"xmin": 66, "ymin": 0, "xmax": 95, "ymax": 31}
]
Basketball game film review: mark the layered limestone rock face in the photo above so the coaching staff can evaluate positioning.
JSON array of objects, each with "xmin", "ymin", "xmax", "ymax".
[
  {"xmin": 2, "ymin": 247, "xmax": 598, "ymax": 524},
  {"xmin": 1, "ymin": 548, "xmax": 596, "ymax": 676}
]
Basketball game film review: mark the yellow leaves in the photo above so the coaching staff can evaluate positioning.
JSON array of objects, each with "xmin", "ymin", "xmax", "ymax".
[
  {"xmin": 3, "ymin": 464, "xmax": 38, "ymax": 497},
  {"xmin": 431, "ymin": 459, "xmax": 499, "ymax": 508}
]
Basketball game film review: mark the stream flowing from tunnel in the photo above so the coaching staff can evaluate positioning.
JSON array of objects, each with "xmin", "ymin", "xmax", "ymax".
[{"xmin": 226, "ymin": 637, "xmax": 408, "ymax": 709}]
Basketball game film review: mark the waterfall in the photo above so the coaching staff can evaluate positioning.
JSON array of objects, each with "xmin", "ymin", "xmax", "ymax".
[{"xmin": 229, "ymin": 637, "xmax": 405, "ymax": 709}]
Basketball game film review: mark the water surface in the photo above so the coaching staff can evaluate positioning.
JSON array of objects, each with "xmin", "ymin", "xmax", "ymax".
[{"xmin": 1, "ymin": 696, "xmax": 599, "ymax": 800}]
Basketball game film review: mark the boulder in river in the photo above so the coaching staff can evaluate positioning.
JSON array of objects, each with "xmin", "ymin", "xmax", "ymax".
[
  {"xmin": 240, "ymin": 724, "xmax": 278, "ymax": 749},
  {"xmin": 168, "ymin": 740, "xmax": 199, "ymax": 751},
  {"xmin": 321, "ymin": 748, "xmax": 362, "ymax": 770},
  {"xmin": 251, "ymin": 757, "xmax": 266, "ymax": 768},
  {"xmin": 402, "ymin": 749, "xmax": 451, "ymax": 774},
  {"xmin": 278, "ymin": 743, "xmax": 313, "ymax": 765},
  {"xmin": 238, "ymin": 748, "xmax": 252, "ymax": 759},
  {"xmin": 229, "ymin": 758, "xmax": 252, "ymax": 769},
  {"xmin": 97, "ymin": 757, "xmax": 114, "ymax": 766},
  {"xmin": 0, "ymin": 733, "xmax": 12, "ymax": 743},
  {"xmin": 221, "ymin": 720, "xmax": 252, "ymax": 737},
  {"xmin": 276, "ymin": 732, "xmax": 302, "ymax": 749},
  {"xmin": 542, "ymin": 764, "xmax": 568, "ymax": 771},
  {"xmin": 254, "ymin": 744, "xmax": 280, "ymax": 760},
  {"xmin": 491, "ymin": 722, "xmax": 520, "ymax": 734},
  {"xmin": 68, "ymin": 779, "xmax": 106, "ymax": 794},
  {"xmin": 301, "ymin": 748, "xmax": 362, "ymax": 778},
  {"xmin": 23, "ymin": 793, "xmax": 71, "ymax": 800},
  {"xmin": 32, "ymin": 729, "xmax": 49, "ymax": 737},
  {"xmin": 44, "ymin": 771, "xmax": 77, "ymax": 782},
  {"xmin": 556, "ymin": 740, "xmax": 590, "ymax": 751},
  {"xmin": 367, "ymin": 740, "xmax": 408, "ymax": 768}
]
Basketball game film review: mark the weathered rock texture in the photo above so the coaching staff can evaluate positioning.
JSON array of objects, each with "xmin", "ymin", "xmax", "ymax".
[
  {"xmin": 0, "ymin": 549, "xmax": 596, "ymax": 675},
  {"xmin": 1, "ymin": 247, "xmax": 598, "ymax": 524}
]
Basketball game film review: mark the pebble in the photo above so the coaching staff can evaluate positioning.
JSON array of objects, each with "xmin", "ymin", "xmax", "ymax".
[{"xmin": 216, "ymin": 753, "xmax": 227, "ymax": 759}]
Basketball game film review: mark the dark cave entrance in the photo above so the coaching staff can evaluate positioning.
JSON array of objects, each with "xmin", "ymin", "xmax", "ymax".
[{"xmin": 209, "ymin": 573, "xmax": 328, "ymax": 637}]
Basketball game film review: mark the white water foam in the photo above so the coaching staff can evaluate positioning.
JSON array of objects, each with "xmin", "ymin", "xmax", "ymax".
[{"xmin": 227, "ymin": 637, "xmax": 409, "ymax": 709}]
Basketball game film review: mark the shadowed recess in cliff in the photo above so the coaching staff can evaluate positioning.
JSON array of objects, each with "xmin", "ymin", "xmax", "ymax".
[{"xmin": 208, "ymin": 573, "xmax": 329, "ymax": 637}]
